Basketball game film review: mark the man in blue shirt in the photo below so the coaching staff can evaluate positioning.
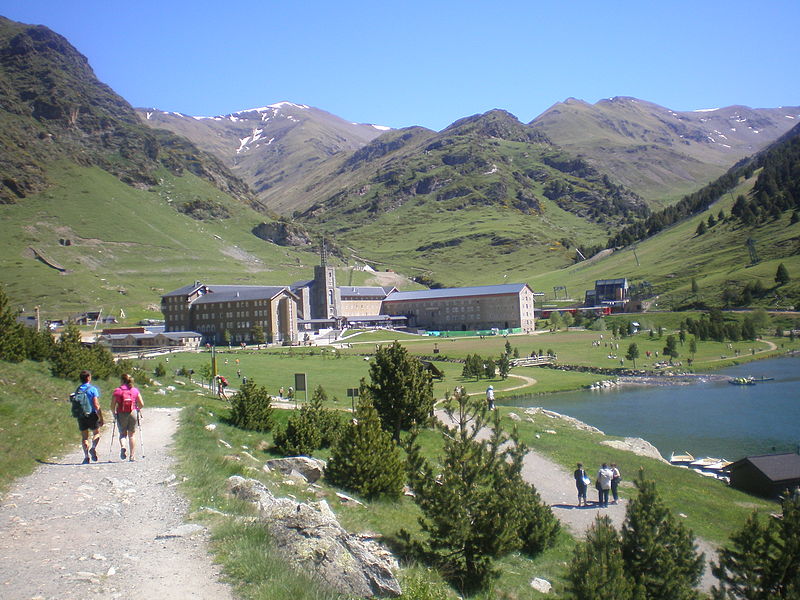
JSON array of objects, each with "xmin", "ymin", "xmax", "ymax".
[{"xmin": 76, "ymin": 370, "xmax": 104, "ymax": 464}]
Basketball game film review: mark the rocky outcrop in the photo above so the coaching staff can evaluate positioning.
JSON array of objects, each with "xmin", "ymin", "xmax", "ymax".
[
  {"xmin": 264, "ymin": 456, "xmax": 326, "ymax": 483},
  {"xmin": 600, "ymin": 438, "xmax": 667, "ymax": 463},
  {"xmin": 226, "ymin": 475, "xmax": 401, "ymax": 598},
  {"xmin": 252, "ymin": 221, "xmax": 313, "ymax": 247},
  {"xmin": 524, "ymin": 407, "xmax": 604, "ymax": 434}
]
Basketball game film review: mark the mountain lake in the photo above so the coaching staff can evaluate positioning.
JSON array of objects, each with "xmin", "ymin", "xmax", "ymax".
[{"xmin": 507, "ymin": 355, "xmax": 800, "ymax": 461}]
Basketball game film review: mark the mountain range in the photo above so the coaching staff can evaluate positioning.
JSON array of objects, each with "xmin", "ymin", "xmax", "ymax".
[
  {"xmin": 138, "ymin": 96, "xmax": 800, "ymax": 215},
  {"xmin": 136, "ymin": 104, "xmax": 387, "ymax": 214},
  {"xmin": 1, "ymin": 14, "xmax": 798, "ymax": 316},
  {"xmin": 531, "ymin": 97, "xmax": 800, "ymax": 206}
]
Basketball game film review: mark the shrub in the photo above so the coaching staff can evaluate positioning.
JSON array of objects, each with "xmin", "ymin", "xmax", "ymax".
[
  {"xmin": 325, "ymin": 396, "xmax": 404, "ymax": 499},
  {"xmin": 273, "ymin": 410, "xmax": 322, "ymax": 456},
  {"xmin": 272, "ymin": 385, "xmax": 343, "ymax": 456},
  {"xmin": 229, "ymin": 379, "xmax": 273, "ymax": 432}
]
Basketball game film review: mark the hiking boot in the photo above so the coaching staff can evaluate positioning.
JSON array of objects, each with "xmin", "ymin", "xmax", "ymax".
[
  {"xmin": 82, "ymin": 456, "xmax": 90, "ymax": 464},
  {"xmin": 89, "ymin": 448, "xmax": 98, "ymax": 462},
  {"xmin": 120, "ymin": 447, "xmax": 127, "ymax": 460}
]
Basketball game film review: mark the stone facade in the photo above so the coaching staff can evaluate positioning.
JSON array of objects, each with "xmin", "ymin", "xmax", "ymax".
[
  {"xmin": 162, "ymin": 283, "xmax": 298, "ymax": 345},
  {"xmin": 382, "ymin": 283, "xmax": 535, "ymax": 332}
]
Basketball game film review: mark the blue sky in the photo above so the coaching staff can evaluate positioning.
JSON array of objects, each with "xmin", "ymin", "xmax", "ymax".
[{"xmin": 1, "ymin": 1, "xmax": 798, "ymax": 131}]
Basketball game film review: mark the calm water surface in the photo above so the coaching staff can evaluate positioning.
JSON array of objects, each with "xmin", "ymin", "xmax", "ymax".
[{"xmin": 508, "ymin": 356, "xmax": 800, "ymax": 461}]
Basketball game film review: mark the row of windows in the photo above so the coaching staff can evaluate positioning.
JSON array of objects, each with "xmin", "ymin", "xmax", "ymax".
[{"xmin": 194, "ymin": 309, "xmax": 271, "ymax": 320}]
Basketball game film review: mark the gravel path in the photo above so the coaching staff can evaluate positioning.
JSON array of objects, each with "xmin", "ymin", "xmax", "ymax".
[
  {"xmin": 0, "ymin": 408, "xmax": 233, "ymax": 600},
  {"xmin": 437, "ymin": 408, "xmax": 718, "ymax": 592}
]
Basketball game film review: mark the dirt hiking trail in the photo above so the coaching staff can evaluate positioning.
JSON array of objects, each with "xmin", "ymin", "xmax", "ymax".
[{"xmin": 0, "ymin": 408, "xmax": 233, "ymax": 600}]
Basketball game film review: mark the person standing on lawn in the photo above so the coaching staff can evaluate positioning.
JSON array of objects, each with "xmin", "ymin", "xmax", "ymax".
[
  {"xmin": 74, "ymin": 370, "xmax": 103, "ymax": 464},
  {"xmin": 111, "ymin": 373, "xmax": 144, "ymax": 461}
]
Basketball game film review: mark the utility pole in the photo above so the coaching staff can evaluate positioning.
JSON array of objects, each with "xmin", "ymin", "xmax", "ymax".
[{"xmin": 34, "ymin": 305, "xmax": 40, "ymax": 332}]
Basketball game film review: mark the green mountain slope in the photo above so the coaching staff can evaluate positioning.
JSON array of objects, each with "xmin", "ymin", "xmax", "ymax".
[
  {"xmin": 0, "ymin": 162, "xmax": 321, "ymax": 320},
  {"xmin": 0, "ymin": 17, "xmax": 326, "ymax": 317},
  {"xmin": 529, "ymin": 125, "xmax": 800, "ymax": 308},
  {"xmin": 0, "ymin": 16, "xmax": 253, "ymax": 206},
  {"xmin": 289, "ymin": 110, "xmax": 648, "ymax": 285},
  {"xmin": 531, "ymin": 97, "xmax": 800, "ymax": 207}
]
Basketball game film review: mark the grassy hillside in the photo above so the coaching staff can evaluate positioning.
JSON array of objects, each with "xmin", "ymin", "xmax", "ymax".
[
  {"xmin": 0, "ymin": 163, "xmax": 321, "ymax": 321},
  {"xmin": 286, "ymin": 112, "xmax": 650, "ymax": 286},
  {"xmin": 529, "ymin": 172, "xmax": 800, "ymax": 306}
]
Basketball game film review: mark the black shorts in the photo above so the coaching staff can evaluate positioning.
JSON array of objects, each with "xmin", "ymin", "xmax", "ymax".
[{"xmin": 77, "ymin": 412, "xmax": 100, "ymax": 432}]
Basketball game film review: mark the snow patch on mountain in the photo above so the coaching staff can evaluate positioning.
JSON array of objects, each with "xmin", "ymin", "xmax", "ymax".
[{"xmin": 235, "ymin": 102, "xmax": 310, "ymax": 115}]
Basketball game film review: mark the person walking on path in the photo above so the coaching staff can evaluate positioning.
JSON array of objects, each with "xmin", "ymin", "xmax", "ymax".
[
  {"xmin": 216, "ymin": 375, "xmax": 229, "ymax": 400},
  {"xmin": 486, "ymin": 385, "xmax": 495, "ymax": 410},
  {"xmin": 610, "ymin": 463, "xmax": 621, "ymax": 504},
  {"xmin": 111, "ymin": 373, "xmax": 144, "ymax": 461},
  {"xmin": 597, "ymin": 463, "xmax": 614, "ymax": 507},
  {"xmin": 74, "ymin": 370, "xmax": 104, "ymax": 464},
  {"xmin": 573, "ymin": 462, "xmax": 589, "ymax": 507}
]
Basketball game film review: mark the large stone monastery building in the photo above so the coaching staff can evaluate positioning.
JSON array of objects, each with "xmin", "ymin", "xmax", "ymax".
[{"xmin": 162, "ymin": 252, "xmax": 536, "ymax": 344}]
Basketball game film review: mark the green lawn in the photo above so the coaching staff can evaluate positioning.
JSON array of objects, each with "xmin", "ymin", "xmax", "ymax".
[{"xmin": 1, "ymin": 353, "xmax": 780, "ymax": 599}]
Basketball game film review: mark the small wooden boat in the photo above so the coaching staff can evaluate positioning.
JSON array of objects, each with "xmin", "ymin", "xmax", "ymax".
[
  {"xmin": 729, "ymin": 377, "xmax": 756, "ymax": 385},
  {"xmin": 670, "ymin": 452, "xmax": 695, "ymax": 466},
  {"xmin": 689, "ymin": 457, "xmax": 732, "ymax": 475}
]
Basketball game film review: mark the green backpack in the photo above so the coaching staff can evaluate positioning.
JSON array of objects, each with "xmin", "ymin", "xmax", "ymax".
[{"xmin": 70, "ymin": 385, "xmax": 93, "ymax": 418}]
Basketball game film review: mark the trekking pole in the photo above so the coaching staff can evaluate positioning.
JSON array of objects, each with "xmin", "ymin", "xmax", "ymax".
[
  {"xmin": 108, "ymin": 417, "xmax": 116, "ymax": 458},
  {"xmin": 137, "ymin": 410, "xmax": 144, "ymax": 458}
]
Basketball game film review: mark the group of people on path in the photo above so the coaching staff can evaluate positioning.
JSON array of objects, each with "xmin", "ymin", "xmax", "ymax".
[
  {"xmin": 573, "ymin": 462, "xmax": 621, "ymax": 508},
  {"xmin": 72, "ymin": 370, "xmax": 144, "ymax": 464}
]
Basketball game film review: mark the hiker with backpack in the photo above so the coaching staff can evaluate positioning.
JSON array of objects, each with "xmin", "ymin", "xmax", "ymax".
[
  {"xmin": 111, "ymin": 373, "xmax": 144, "ymax": 461},
  {"xmin": 216, "ymin": 375, "xmax": 229, "ymax": 400},
  {"xmin": 71, "ymin": 370, "xmax": 104, "ymax": 464}
]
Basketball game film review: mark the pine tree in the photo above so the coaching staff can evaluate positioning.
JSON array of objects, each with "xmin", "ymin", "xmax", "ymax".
[
  {"xmin": 775, "ymin": 263, "xmax": 791, "ymax": 286},
  {"xmin": 272, "ymin": 408, "xmax": 322, "ymax": 456},
  {"xmin": 0, "ymin": 286, "xmax": 26, "ymax": 363},
  {"xmin": 695, "ymin": 221, "xmax": 707, "ymax": 236},
  {"xmin": 483, "ymin": 357, "xmax": 496, "ymax": 379},
  {"xmin": 325, "ymin": 395, "xmax": 404, "ymax": 499},
  {"xmin": 566, "ymin": 515, "xmax": 637, "ymax": 600},
  {"xmin": 20, "ymin": 326, "xmax": 54, "ymax": 362},
  {"xmin": 366, "ymin": 341, "xmax": 434, "ymax": 441},
  {"xmin": 404, "ymin": 387, "xmax": 557, "ymax": 592},
  {"xmin": 621, "ymin": 470, "xmax": 704, "ymax": 600},
  {"xmin": 663, "ymin": 335, "xmax": 680, "ymax": 363},
  {"xmin": 711, "ymin": 495, "xmax": 800, "ymax": 599},
  {"xmin": 273, "ymin": 385, "xmax": 341, "ymax": 454},
  {"xmin": 229, "ymin": 379, "xmax": 273, "ymax": 431},
  {"xmin": 49, "ymin": 324, "xmax": 88, "ymax": 379},
  {"xmin": 497, "ymin": 354, "xmax": 511, "ymax": 379},
  {"xmin": 625, "ymin": 343, "xmax": 640, "ymax": 368}
]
